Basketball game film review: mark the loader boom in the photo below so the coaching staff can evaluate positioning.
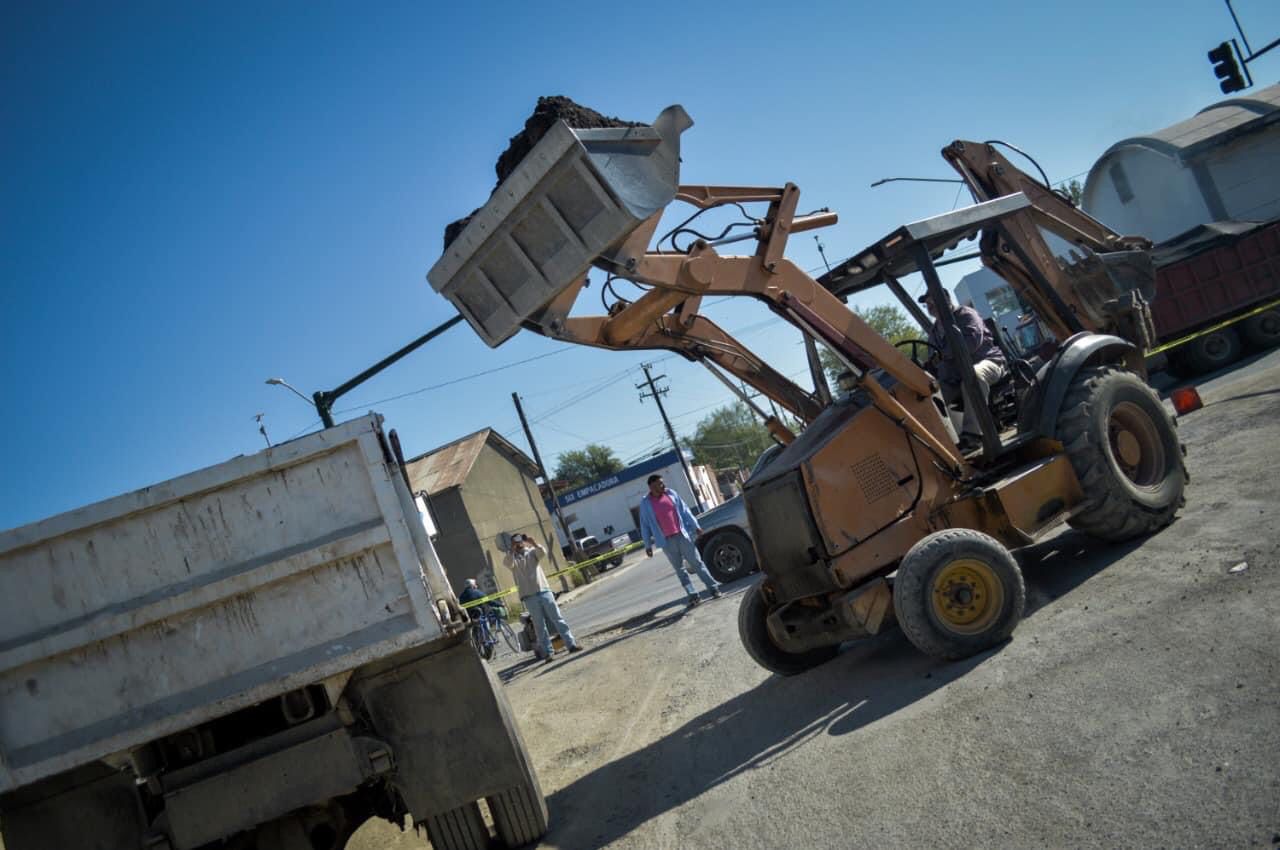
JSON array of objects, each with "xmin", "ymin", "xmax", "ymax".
[{"xmin": 943, "ymin": 140, "xmax": 1157, "ymax": 349}]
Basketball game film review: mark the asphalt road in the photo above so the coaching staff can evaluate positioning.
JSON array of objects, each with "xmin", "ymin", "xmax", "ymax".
[{"xmin": 559, "ymin": 546, "xmax": 721, "ymax": 638}]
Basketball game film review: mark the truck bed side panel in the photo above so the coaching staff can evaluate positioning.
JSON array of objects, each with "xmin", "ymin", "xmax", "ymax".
[
  {"xmin": 1152, "ymin": 219, "xmax": 1280, "ymax": 339},
  {"xmin": 0, "ymin": 415, "xmax": 447, "ymax": 794}
]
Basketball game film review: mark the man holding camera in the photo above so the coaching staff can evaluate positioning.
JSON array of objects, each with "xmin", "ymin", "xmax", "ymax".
[{"xmin": 504, "ymin": 533, "xmax": 582, "ymax": 662}]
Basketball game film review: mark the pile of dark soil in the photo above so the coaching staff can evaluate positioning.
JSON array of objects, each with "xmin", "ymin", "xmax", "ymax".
[{"xmin": 442, "ymin": 96, "xmax": 642, "ymax": 250}]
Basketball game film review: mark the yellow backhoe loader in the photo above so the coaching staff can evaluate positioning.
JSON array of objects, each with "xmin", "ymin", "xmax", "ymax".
[{"xmin": 428, "ymin": 106, "xmax": 1186, "ymax": 674}]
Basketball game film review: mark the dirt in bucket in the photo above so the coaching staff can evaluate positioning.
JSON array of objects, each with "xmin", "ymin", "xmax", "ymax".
[{"xmin": 442, "ymin": 96, "xmax": 642, "ymax": 250}]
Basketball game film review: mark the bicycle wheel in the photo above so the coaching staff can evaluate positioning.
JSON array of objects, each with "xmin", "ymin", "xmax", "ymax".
[
  {"xmin": 471, "ymin": 624, "xmax": 494, "ymax": 660},
  {"xmin": 498, "ymin": 619, "xmax": 521, "ymax": 655}
]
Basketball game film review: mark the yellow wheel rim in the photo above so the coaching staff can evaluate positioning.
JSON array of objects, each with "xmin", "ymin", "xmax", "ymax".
[{"xmin": 930, "ymin": 558, "xmax": 1004, "ymax": 635}]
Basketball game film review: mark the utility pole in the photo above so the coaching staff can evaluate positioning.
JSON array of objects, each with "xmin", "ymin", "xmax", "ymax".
[
  {"xmin": 512, "ymin": 392, "xmax": 577, "ymax": 588},
  {"xmin": 637, "ymin": 363, "xmax": 704, "ymax": 511}
]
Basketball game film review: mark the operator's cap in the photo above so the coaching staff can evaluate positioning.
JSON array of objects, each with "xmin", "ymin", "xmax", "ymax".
[{"xmin": 918, "ymin": 289, "xmax": 951, "ymax": 304}]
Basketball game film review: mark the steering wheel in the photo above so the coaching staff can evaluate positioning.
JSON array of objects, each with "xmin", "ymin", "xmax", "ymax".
[{"xmin": 895, "ymin": 338, "xmax": 942, "ymax": 369}]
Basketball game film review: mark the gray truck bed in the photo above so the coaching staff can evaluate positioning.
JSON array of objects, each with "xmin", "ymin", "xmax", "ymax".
[{"xmin": 0, "ymin": 414, "xmax": 457, "ymax": 794}]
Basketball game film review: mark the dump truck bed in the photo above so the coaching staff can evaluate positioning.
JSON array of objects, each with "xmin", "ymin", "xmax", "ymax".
[
  {"xmin": 0, "ymin": 414, "xmax": 455, "ymax": 794},
  {"xmin": 1150, "ymin": 218, "xmax": 1280, "ymax": 340}
]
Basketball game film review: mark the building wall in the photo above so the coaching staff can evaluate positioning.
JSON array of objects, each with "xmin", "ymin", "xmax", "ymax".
[
  {"xmin": 459, "ymin": 443, "xmax": 565, "ymax": 596},
  {"xmin": 424, "ymin": 487, "xmax": 485, "ymax": 594},
  {"xmin": 1204, "ymin": 130, "xmax": 1280, "ymax": 224},
  {"xmin": 548, "ymin": 453, "xmax": 721, "ymax": 548},
  {"xmin": 1084, "ymin": 147, "xmax": 1213, "ymax": 243}
]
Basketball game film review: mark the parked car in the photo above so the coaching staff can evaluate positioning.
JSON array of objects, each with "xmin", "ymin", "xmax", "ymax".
[
  {"xmin": 566, "ymin": 532, "xmax": 632, "ymax": 570},
  {"xmin": 695, "ymin": 445, "xmax": 783, "ymax": 583}
]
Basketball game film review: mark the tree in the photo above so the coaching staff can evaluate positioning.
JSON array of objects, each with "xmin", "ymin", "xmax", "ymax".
[
  {"xmin": 685, "ymin": 402, "xmax": 774, "ymax": 471},
  {"xmin": 817, "ymin": 303, "xmax": 924, "ymax": 382},
  {"xmin": 1063, "ymin": 179, "xmax": 1084, "ymax": 207},
  {"xmin": 553, "ymin": 444, "xmax": 624, "ymax": 490}
]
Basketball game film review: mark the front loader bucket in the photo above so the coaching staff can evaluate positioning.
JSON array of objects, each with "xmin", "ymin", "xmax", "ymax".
[
  {"xmin": 427, "ymin": 105, "xmax": 693, "ymax": 348},
  {"xmin": 1059, "ymin": 248, "xmax": 1156, "ymax": 325}
]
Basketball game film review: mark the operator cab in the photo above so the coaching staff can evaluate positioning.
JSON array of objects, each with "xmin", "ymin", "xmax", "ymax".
[{"xmin": 815, "ymin": 194, "xmax": 1048, "ymax": 464}]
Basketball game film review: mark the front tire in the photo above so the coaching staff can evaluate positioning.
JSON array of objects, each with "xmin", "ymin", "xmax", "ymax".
[
  {"xmin": 471, "ymin": 626, "xmax": 494, "ymax": 661},
  {"xmin": 893, "ymin": 530, "xmax": 1026, "ymax": 661},
  {"xmin": 701, "ymin": 529, "xmax": 757, "ymax": 583},
  {"xmin": 737, "ymin": 583, "xmax": 838, "ymax": 675},
  {"xmin": 498, "ymin": 620, "xmax": 521, "ymax": 655},
  {"xmin": 1057, "ymin": 366, "xmax": 1186, "ymax": 541}
]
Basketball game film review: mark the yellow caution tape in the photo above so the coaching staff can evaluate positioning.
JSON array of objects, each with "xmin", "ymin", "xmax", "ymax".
[
  {"xmin": 1146, "ymin": 297, "xmax": 1280, "ymax": 357},
  {"xmin": 459, "ymin": 541, "xmax": 645, "ymax": 609}
]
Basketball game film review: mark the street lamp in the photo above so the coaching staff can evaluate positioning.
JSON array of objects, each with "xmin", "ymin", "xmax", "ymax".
[
  {"xmin": 869, "ymin": 176, "xmax": 965, "ymax": 188},
  {"xmin": 265, "ymin": 377, "xmax": 314, "ymax": 407}
]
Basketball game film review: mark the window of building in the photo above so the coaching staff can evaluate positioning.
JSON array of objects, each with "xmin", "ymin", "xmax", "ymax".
[{"xmin": 1109, "ymin": 162, "xmax": 1134, "ymax": 204}]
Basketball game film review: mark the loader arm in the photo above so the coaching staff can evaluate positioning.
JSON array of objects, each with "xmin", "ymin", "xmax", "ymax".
[
  {"xmin": 943, "ymin": 140, "xmax": 1156, "ymax": 346},
  {"xmin": 525, "ymin": 183, "xmax": 964, "ymax": 473},
  {"xmin": 557, "ymin": 307, "xmax": 825, "ymax": 437}
]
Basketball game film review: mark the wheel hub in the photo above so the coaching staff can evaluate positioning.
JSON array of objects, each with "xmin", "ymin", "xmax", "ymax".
[
  {"xmin": 1107, "ymin": 401, "xmax": 1166, "ymax": 487},
  {"xmin": 715, "ymin": 544, "xmax": 743, "ymax": 572},
  {"xmin": 1114, "ymin": 429, "xmax": 1142, "ymax": 467},
  {"xmin": 931, "ymin": 558, "xmax": 1003, "ymax": 635}
]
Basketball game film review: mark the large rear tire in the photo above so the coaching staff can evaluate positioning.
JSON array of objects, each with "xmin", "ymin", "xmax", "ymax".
[
  {"xmin": 423, "ymin": 801, "xmax": 488, "ymax": 850},
  {"xmin": 737, "ymin": 583, "xmax": 838, "ymax": 676},
  {"xmin": 488, "ymin": 782, "xmax": 549, "ymax": 848},
  {"xmin": 893, "ymin": 530, "xmax": 1026, "ymax": 661},
  {"xmin": 1057, "ymin": 366, "xmax": 1186, "ymax": 541}
]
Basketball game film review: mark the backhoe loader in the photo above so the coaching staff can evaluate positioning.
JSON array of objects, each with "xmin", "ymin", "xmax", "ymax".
[{"xmin": 427, "ymin": 106, "xmax": 1186, "ymax": 674}]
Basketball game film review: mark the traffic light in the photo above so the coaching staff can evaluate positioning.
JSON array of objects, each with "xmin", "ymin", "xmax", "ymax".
[{"xmin": 1208, "ymin": 41, "xmax": 1247, "ymax": 94}]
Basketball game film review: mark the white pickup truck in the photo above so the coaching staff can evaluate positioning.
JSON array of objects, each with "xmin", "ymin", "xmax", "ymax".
[{"xmin": 0, "ymin": 414, "xmax": 546, "ymax": 850}]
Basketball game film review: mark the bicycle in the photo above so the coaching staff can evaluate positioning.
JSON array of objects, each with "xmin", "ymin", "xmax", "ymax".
[{"xmin": 469, "ymin": 604, "xmax": 520, "ymax": 661}]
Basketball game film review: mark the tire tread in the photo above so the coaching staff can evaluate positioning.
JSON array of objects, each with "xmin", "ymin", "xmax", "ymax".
[
  {"xmin": 893, "ymin": 529, "xmax": 1025, "ymax": 661},
  {"xmin": 1057, "ymin": 367, "xmax": 1186, "ymax": 542},
  {"xmin": 488, "ymin": 782, "xmax": 549, "ymax": 848},
  {"xmin": 423, "ymin": 801, "xmax": 488, "ymax": 850}
]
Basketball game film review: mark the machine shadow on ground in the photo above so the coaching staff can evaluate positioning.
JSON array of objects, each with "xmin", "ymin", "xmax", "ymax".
[{"xmin": 542, "ymin": 526, "xmax": 1154, "ymax": 848}]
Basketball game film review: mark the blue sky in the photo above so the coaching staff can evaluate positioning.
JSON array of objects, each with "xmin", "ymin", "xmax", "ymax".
[{"xmin": 3, "ymin": 0, "xmax": 1277, "ymax": 530}]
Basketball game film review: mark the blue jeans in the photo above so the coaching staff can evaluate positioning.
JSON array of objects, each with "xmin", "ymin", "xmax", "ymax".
[
  {"xmin": 660, "ymin": 535, "xmax": 720, "ymax": 597},
  {"xmin": 523, "ymin": 590, "xmax": 579, "ymax": 654}
]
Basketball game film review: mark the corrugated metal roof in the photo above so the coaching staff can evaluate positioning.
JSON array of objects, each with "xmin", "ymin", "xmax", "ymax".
[
  {"xmin": 406, "ymin": 430, "xmax": 489, "ymax": 494},
  {"xmin": 404, "ymin": 428, "xmax": 540, "ymax": 495},
  {"xmin": 1096, "ymin": 83, "xmax": 1280, "ymax": 161}
]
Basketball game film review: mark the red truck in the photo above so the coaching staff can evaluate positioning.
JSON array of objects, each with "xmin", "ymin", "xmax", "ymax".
[{"xmin": 1149, "ymin": 218, "xmax": 1280, "ymax": 376}]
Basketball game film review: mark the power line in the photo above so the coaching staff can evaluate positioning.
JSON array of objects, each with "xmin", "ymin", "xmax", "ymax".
[
  {"xmin": 331, "ymin": 346, "xmax": 574, "ymax": 415},
  {"xmin": 530, "ymin": 366, "xmax": 635, "ymax": 423},
  {"xmin": 538, "ymin": 420, "xmax": 591, "ymax": 442}
]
